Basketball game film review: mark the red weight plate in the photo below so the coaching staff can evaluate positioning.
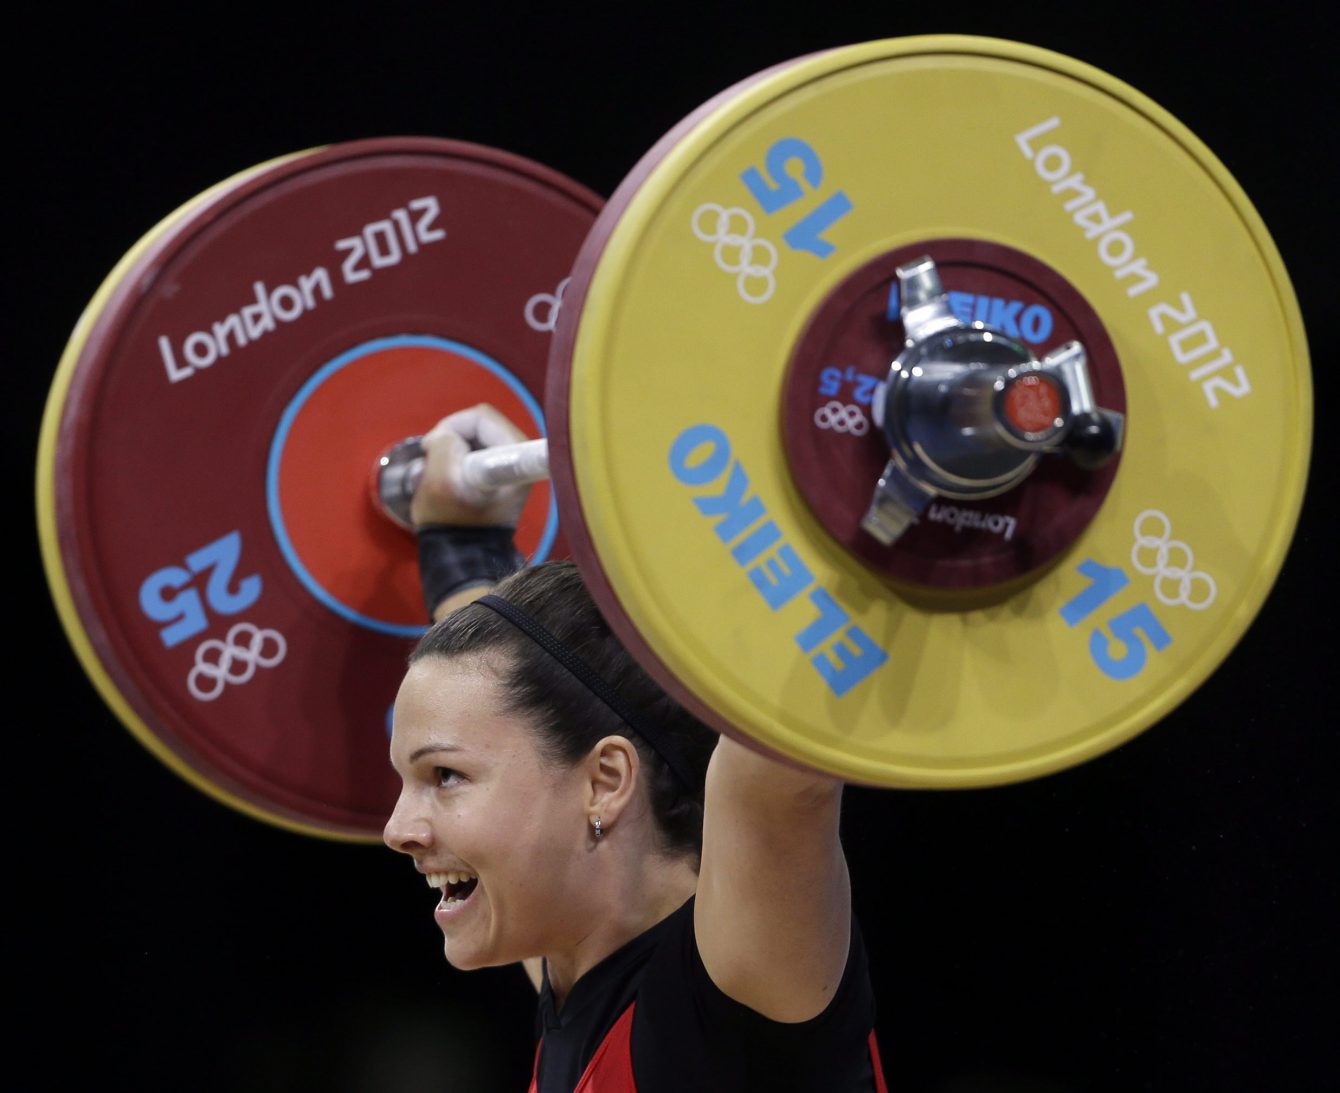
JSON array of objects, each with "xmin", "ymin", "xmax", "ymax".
[
  {"xmin": 44, "ymin": 138, "xmax": 602, "ymax": 839},
  {"xmin": 780, "ymin": 239, "xmax": 1127, "ymax": 590}
]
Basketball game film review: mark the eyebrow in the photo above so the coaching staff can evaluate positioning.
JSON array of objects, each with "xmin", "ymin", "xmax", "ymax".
[{"xmin": 409, "ymin": 742, "xmax": 462, "ymax": 764}]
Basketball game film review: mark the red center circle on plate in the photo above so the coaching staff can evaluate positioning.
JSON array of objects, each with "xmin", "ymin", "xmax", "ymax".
[
  {"xmin": 1003, "ymin": 373, "xmax": 1064, "ymax": 435},
  {"xmin": 269, "ymin": 336, "xmax": 555, "ymax": 634},
  {"xmin": 780, "ymin": 238, "xmax": 1126, "ymax": 591}
]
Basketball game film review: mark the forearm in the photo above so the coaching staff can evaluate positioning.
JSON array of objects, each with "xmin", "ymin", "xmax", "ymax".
[
  {"xmin": 707, "ymin": 733, "xmax": 845, "ymax": 813},
  {"xmin": 417, "ymin": 523, "xmax": 524, "ymax": 623},
  {"xmin": 430, "ymin": 581, "xmax": 497, "ymax": 622},
  {"xmin": 410, "ymin": 403, "xmax": 534, "ymax": 623}
]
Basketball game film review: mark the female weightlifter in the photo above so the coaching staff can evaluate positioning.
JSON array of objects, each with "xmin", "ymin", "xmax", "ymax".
[{"xmin": 382, "ymin": 404, "xmax": 888, "ymax": 1092}]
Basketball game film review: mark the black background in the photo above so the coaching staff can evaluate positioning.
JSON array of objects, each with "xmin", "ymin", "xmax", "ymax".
[{"xmin": 15, "ymin": 5, "xmax": 1333, "ymax": 1092}]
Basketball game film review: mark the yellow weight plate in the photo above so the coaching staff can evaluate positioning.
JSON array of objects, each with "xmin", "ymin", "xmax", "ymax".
[{"xmin": 551, "ymin": 36, "xmax": 1311, "ymax": 788}]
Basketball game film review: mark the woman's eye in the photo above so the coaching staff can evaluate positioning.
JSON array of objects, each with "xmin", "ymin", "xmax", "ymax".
[{"xmin": 434, "ymin": 767, "xmax": 462, "ymax": 788}]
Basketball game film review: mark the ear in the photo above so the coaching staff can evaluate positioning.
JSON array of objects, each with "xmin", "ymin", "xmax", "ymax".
[{"xmin": 582, "ymin": 734, "xmax": 641, "ymax": 829}]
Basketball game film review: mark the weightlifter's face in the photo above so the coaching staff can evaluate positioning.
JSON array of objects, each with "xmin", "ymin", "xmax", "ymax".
[{"xmin": 384, "ymin": 654, "xmax": 593, "ymax": 970}]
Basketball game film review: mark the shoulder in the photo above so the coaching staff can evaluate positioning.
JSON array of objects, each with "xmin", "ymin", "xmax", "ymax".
[{"xmin": 628, "ymin": 898, "xmax": 879, "ymax": 1092}]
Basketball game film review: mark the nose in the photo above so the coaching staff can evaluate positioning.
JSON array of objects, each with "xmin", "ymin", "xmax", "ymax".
[{"xmin": 383, "ymin": 790, "xmax": 433, "ymax": 854}]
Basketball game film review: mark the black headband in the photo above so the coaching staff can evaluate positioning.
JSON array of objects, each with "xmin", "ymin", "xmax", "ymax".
[{"xmin": 474, "ymin": 594, "xmax": 695, "ymax": 789}]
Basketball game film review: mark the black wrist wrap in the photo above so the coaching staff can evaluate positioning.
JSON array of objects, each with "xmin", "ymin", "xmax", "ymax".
[{"xmin": 416, "ymin": 525, "xmax": 525, "ymax": 620}]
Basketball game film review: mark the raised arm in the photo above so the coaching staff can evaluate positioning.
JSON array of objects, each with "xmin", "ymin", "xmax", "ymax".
[
  {"xmin": 693, "ymin": 735, "xmax": 851, "ymax": 1023},
  {"xmin": 410, "ymin": 404, "xmax": 533, "ymax": 621}
]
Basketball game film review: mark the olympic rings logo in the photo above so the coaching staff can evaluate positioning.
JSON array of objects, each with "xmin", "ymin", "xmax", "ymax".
[
  {"xmin": 813, "ymin": 400, "xmax": 868, "ymax": 435},
  {"xmin": 691, "ymin": 203, "xmax": 777, "ymax": 304},
  {"xmin": 524, "ymin": 277, "xmax": 570, "ymax": 332},
  {"xmin": 188, "ymin": 622, "xmax": 288, "ymax": 701},
  {"xmin": 1130, "ymin": 510, "xmax": 1217, "ymax": 611}
]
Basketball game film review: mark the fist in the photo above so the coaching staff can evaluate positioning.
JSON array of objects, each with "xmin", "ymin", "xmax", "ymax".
[{"xmin": 409, "ymin": 403, "xmax": 532, "ymax": 528}]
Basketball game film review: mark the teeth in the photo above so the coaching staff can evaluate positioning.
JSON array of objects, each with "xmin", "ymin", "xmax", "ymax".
[{"xmin": 425, "ymin": 870, "xmax": 476, "ymax": 889}]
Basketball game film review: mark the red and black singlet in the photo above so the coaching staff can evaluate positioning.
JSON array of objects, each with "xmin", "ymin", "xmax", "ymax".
[{"xmin": 528, "ymin": 898, "xmax": 888, "ymax": 1092}]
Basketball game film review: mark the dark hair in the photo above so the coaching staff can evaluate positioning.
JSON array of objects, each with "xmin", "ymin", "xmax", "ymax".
[{"xmin": 410, "ymin": 560, "xmax": 717, "ymax": 862}]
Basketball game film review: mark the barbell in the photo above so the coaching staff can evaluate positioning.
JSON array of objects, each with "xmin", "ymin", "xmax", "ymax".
[{"xmin": 35, "ymin": 36, "xmax": 1312, "ymax": 841}]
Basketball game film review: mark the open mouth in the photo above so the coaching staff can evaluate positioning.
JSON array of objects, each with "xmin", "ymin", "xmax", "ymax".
[{"xmin": 428, "ymin": 870, "xmax": 478, "ymax": 905}]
